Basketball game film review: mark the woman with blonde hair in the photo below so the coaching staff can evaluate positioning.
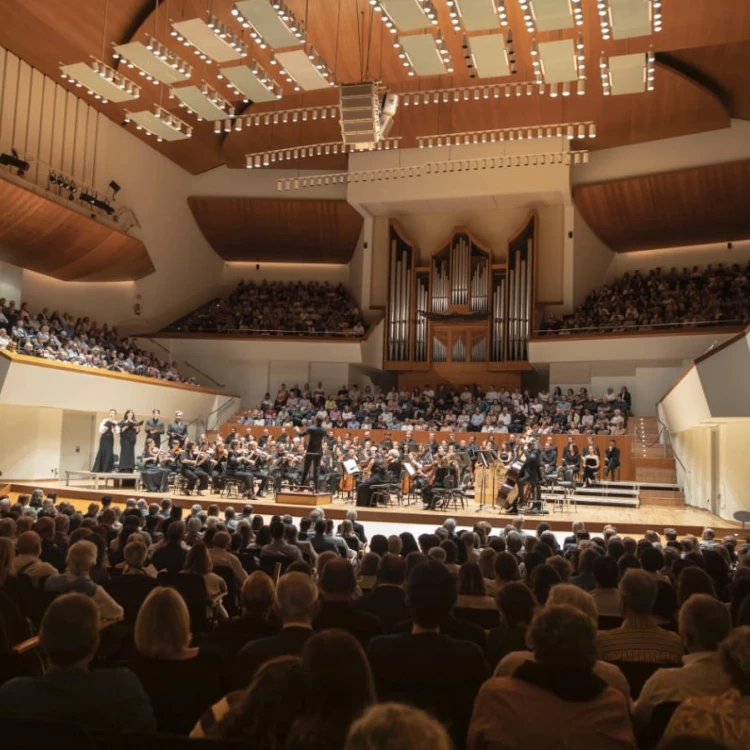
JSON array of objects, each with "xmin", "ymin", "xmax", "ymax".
[
  {"xmin": 127, "ymin": 587, "xmax": 224, "ymax": 735},
  {"xmin": 346, "ymin": 703, "xmax": 452, "ymax": 750}
]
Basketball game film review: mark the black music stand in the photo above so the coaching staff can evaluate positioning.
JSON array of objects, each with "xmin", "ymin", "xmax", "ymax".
[{"xmin": 475, "ymin": 449, "xmax": 498, "ymax": 512}]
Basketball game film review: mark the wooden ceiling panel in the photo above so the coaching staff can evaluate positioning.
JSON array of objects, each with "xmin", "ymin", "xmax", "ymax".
[
  {"xmin": 187, "ymin": 196, "xmax": 363, "ymax": 263},
  {"xmin": 666, "ymin": 40, "xmax": 750, "ymax": 121},
  {"xmin": 0, "ymin": 0, "xmax": 747, "ymax": 173},
  {"xmin": 573, "ymin": 159, "xmax": 750, "ymax": 253},
  {"xmin": 0, "ymin": 177, "xmax": 154, "ymax": 280}
]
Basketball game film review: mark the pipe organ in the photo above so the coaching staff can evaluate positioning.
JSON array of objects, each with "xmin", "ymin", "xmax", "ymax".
[{"xmin": 385, "ymin": 218, "xmax": 536, "ymax": 376}]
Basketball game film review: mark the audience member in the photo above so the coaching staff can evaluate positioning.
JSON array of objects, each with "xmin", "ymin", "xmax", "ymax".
[
  {"xmin": 354, "ymin": 554, "xmax": 409, "ymax": 632},
  {"xmin": 663, "ymin": 626, "xmax": 750, "ymax": 749},
  {"xmin": 485, "ymin": 582, "xmax": 537, "ymax": 670},
  {"xmin": 0, "ymin": 593, "xmax": 155, "ymax": 732},
  {"xmin": 345, "ymin": 703, "xmax": 452, "ymax": 750},
  {"xmin": 286, "ymin": 630, "xmax": 375, "ymax": 750},
  {"xmin": 126, "ymin": 587, "xmax": 224, "ymax": 734},
  {"xmin": 367, "ymin": 561, "xmax": 490, "ymax": 747},
  {"xmin": 634, "ymin": 595, "xmax": 732, "ymax": 733},
  {"xmin": 238, "ymin": 572, "xmax": 317, "ymax": 682}
]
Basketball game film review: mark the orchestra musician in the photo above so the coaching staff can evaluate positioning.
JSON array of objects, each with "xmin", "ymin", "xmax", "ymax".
[
  {"xmin": 180, "ymin": 440, "xmax": 209, "ymax": 496},
  {"xmin": 604, "ymin": 439, "xmax": 621, "ymax": 480},
  {"xmin": 421, "ymin": 455, "xmax": 451, "ymax": 511},
  {"xmin": 167, "ymin": 410, "xmax": 188, "ymax": 447},
  {"xmin": 540, "ymin": 438, "xmax": 559, "ymax": 478},
  {"xmin": 92, "ymin": 409, "xmax": 119, "ymax": 472},
  {"xmin": 118, "ymin": 409, "xmax": 142, "ymax": 473},
  {"xmin": 246, "ymin": 441, "xmax": 271, "ymax": 497},
  {"xmin": 140, "ymin": 438, "xmax": 171, "ymax": 493},
  {"xmin": 297, "ymin": 417, "xmax": 327, "ymax": 491},
  {"xmin": 145, "ymin": 409, "xmax": 165, "ymax": 449},
  {"xmin": 513, "ymin": 439, "xmax": 543, "ymax": 514},
  {"xmin": 211, "ymin": 443, "xmax": 228, "ymax": 492},
  {"xmin": 356, "ymin": 448, "xmax": 388, "ymax": 507},
  {"xmin": 582, "ymin": 445, "xmax": 600, "ymax": 487},
  {"xmin": 563, "ymin": 442, "xmax": 582, "ymax": 482},
  {"xmin": 227, "ymin": 440, "xmax": 256, "ymax": 499}
]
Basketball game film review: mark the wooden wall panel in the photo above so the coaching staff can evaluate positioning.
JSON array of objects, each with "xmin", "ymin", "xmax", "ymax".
[
  {"xmin": 187, "ymin": 197, "xmax": 363, "ymax": 264},
  {"xmin": 0, "ymin": 178, "xmax": 154, "ymax": 281},
  {"xmin": 573, "ymin": 159, "xmax": 750, "ymax": 253}
]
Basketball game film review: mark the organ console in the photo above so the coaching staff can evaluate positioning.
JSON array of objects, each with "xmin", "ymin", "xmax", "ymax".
[{"xmin": 384, "ymin": 217, "xmax": 537, "ymax": 377}]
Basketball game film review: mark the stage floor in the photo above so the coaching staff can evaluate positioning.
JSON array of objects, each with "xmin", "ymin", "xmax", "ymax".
[{"xmin": 8, "ymin": 479, "xmax": 746, "ymax": 539}]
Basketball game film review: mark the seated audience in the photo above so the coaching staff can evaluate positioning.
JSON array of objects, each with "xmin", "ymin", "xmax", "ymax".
[
  {"xmin": 286, "ymin": 630, "xmax": 375, "ymax": 750},
  {"xmin": 597, "ymin": 569, "xmax": 683, "ymax": 665},
  {"xmin": 485, "ymin": 581, "xmax": 537, "ymax": 670},
  {"xmin": 261, "ymin": 518, "xmax": 303, "ymax": 561},
  {"xmin": 166, "ymin": 280, "xmax": 366, "ymax": 338},
  {"xmin": 634, "ymin": 594, "xmax": 732, "ymax": 734},
  {"xmin": 197, "ymin": 656, "xmax": 305, "ymax": 745},
  {"xmin": 125, "ymin": 587, "xmax": 225, "ymax": 734},
  {"xmin": 663, "ymin": 626, "xmax": 750, "ymax": 750},
  {"xmin": 151, "ymin": 520, "xmax": 187, "ymax": 573},
  {"xmin": 238, "ymin": 572, "xmax": 317, "ymax": 683},
  {"xmin": 468, "ymin": 605, "xmax": 636, "ymax": 749},
  {"xmin": 44, "ymin": 540, "xmax": 123, "ymax": 620},
  {"xmin": 14, "ymin": 531, "xmax": 58, "ymax": 582},
  {"xmin": 0, "ymin": 298, "xmax": 193, "ymax": 383},
  {"xmin": 354, "ymin": 554, "xmax": 410, "ymax": 632},
  {"xmin": 314, "ymin": 558, "xmax": 383, "ymax": 646},
  {"xmin": 209, "ymin": 530, "xmax": 249, "ymax": 584},
  {"xmin": 345, "ymin": 703, "xmax": 452, "ymax": 750},
  {"xmin": 0, "ymin": 593, "xmax": 156, "ymax": 732},
  {"xmin": 591, "ymin": 554, "xmax": 622, "ymax": 618},
  {"xmin": 367, "ymin": 561, "xmax": 490, "ymax": 747},
  {"xmin": 541, "ymin": 263, "xmax": 750, "ymax": 335}
]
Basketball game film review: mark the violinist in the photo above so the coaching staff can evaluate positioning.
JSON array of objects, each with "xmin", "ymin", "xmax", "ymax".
[
  {"xmin": 211, "ymin": 443, "xmax": 228, "ymax": 492},
  {"xmin": 118, "ymin": 409, "xmax": 142, "ymax": 473},
  {"xmin": 140, "ymin": 437, "xmax": 170, "ymax": 493},
  {"xmin": 227, "ymin": 439, "xmax": 256, "ymax": 499},
  {"xmin": 247, "ymin": 441, "xmax": 271, "ymax": 497},
  {"xmin": 180, "ymin": 440, "xmax": 209, "ymax": 496}
]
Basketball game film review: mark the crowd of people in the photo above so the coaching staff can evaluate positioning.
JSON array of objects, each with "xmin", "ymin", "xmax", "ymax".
[
  {"xmin": 238, "ymin": 381, "xmax": 632, "ymax": 436},
  {"xmin": 2, "ymin": 491, "xmax": 750, "ymax": 749},
  {"xmin": 0, "ymin": 299, "xmax": 195, "ymax": 384},
  {"xmin": 541, "ymin": 263, "xmax": 750, "ymax": 335},
  {"xmin": 165, "ymin": 280, "xmax": 366, "ymax": 338}
]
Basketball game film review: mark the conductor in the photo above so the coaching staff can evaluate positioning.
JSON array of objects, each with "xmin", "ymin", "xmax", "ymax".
[{"xmin": 297, "ymin": 417, "xmax": 327, "ymax": 491}]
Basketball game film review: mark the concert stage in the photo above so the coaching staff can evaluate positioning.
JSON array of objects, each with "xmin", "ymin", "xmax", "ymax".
[{"xmin": 7, "ymin": 480, "xmax": 745, "ymax": 539}]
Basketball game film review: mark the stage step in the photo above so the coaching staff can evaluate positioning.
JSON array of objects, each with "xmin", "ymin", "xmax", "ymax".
[
  {"xmin": 640, "ymin": 489, "xmax": 686, "ymax": 507},
  {"xmin": 541, "ymin": 490, "xmax": 639, "ymax": 508}
]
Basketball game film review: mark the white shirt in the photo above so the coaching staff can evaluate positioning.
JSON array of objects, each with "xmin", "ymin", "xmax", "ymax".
[{"xmin": 633, "ymin": 652, "xmax": 731, "ymax": 732}]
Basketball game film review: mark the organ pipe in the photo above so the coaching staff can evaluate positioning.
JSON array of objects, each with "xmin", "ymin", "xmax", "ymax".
[
  {"xmin": 387, "ymin": 231, "xmax": 412, "ymax": 362},
  {"xmin": 415, "ymin": 273, "xmax": 428, "ymax": 362}
]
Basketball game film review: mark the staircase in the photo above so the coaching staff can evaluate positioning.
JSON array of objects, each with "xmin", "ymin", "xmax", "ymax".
[{"xmin": 630, "ymin": 416, "xmax": 684, "ymax": 507}]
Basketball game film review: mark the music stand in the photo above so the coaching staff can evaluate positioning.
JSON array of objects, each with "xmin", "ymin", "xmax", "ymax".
[
  {"xmin": 733, "ymin": 510, "xmax": 750, "ymax": 529},
  {"xmin": 475, "ymin": 449, "xmax": 498, "ymax": 512}
]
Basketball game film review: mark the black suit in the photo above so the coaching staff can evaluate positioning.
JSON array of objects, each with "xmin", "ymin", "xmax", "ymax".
[
  {"xmin": 352, "ymin": 521, "xmax": 367, "ymax": 544},
  {"xmin": 605, "ymin": 446, "xmax": 621, "ymax": 478},
  {"xmin": 236, "ymin": 625, "xmax": 313, "ymax": 687},
  {"xmin": 392, "ymin": 613, "xmax": 486, "ymax": 649},
  {"xmin": 367, "ymin": 632, "xmax": 490, "ymax": 749},
  {"xmin": 354, "ymin": 585, "xmax": 410, "ymax": 633},
  {"xmin": 314, "ymin": 600, "xmax": 383, "ymax": 647}
]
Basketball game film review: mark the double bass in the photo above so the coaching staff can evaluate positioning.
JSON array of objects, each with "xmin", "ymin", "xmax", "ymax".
[{"xmin": 496, "ymin": 458, "xmax": 526, "ymax": 509}]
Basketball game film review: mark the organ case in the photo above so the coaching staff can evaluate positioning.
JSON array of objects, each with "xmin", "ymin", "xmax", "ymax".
[{"xmin": 384, "ymin": 217, "xmax": 537, "ymax": 376}]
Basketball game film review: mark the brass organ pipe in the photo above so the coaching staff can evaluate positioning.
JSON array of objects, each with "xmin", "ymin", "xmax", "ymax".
[
  {"xmin": 389, "ymin": 241, "xmax": 396, "ymax": 360},
  {"xmin": 519, "ymin": 256, "xmax": 527, "ymax": 361}
]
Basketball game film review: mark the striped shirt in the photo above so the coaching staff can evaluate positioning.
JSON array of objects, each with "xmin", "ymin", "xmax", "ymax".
[{"xmin": 597, "ymin": 617, "xmax": 683, "ymax": 665}]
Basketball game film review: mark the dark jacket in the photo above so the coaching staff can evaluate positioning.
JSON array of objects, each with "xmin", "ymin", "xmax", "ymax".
[
  {"xmin": 354, "ymin": 585, "xmax": 410, "ymax": 633},
  {"xmin": 236, "ymin": 625, "xmax": 313, "ymax": 687},
  {"xmin": 314, "ymin": 599, "xmax": 383, "ymax": 647}
]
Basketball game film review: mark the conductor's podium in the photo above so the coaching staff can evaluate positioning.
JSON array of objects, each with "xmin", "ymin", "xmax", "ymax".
[{"xmin": 275, "ymin": 490, "xmax": 332, "ymax": 507}]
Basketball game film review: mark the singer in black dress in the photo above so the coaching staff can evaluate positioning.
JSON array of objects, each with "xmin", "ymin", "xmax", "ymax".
[
  {"xmin": 118, "ymin": 409, "xmax": 141, "ymax": 473},
  {"xmin": 92, "ymin": 409, "xmax": 118, "ymax": 472}
]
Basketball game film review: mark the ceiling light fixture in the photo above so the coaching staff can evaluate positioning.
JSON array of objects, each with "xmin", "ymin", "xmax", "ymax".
[
  {"xmin": 246, "ymin": 136, "xmax": 401, "ymax": 168},
  {"xmin": 60, "ymin": 58, "xmax": 141, "ymax": 104}
]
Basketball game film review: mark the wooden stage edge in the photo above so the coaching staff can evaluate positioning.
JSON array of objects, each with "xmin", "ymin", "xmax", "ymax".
[{"xmin": 8, "ymin": 481, "xmax": 746, "ymax": 539}]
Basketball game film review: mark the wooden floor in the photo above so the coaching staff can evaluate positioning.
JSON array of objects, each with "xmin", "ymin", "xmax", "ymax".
[{"xmin": 9, "ymin": 480, "xmax": 746, "ymax": 538}]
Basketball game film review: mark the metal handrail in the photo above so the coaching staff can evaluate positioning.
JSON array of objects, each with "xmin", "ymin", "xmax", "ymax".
[
  {"xmin": 143, "ymin": 337, "xmax": 225, "ymax": 388},
  {"xmin": 636, "ymin": 411, "xmax": 689, "ymax": 476},
  {"xmin": 161, "ymin": 326, "xmax": 365, "ymax": 338},
  {"xmin": 533, "ymin": 319, "xmax": 747, "ymax": 336}
]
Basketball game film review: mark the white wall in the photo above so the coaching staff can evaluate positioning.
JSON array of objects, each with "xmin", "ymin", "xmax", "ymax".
[
  {"xmin": 572, "ymin": 119, "xmax": 750, "ymax": 185},
  {"xmin": 0, "ymin": 404, "xmax": 62, "ymax": 480},
  {"xmin": 0, "ymin": 262, "xmax": 23, "ymax": 305},
  {"xmin": 59, "ymin": 411, "xmax": 96, "ymax": 475},
  {"xmin": 572, "ymin": 207, "xmax": 615, "ymax": 310}
]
